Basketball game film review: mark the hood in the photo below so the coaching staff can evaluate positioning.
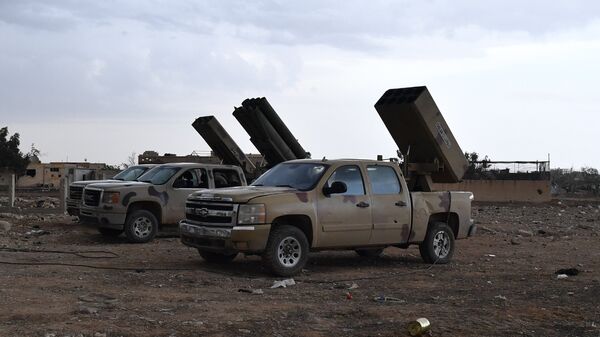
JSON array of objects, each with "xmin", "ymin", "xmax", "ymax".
[
  {"xmin": 71, "ymin": 179, "xmax": 122, "ymax": 187},
  {"xmin": 189, "ymin": 186, "xmax": 295, "ymax": 203},
  {"xmin": 84, "ymin": 181, "xmax": 151, "ymax": 190}
]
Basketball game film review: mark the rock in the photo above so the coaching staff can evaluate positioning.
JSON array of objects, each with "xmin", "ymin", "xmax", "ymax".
[
  {"xmin": 555, "ymin": 268, "xmax": 580, "ymax": 276},
  {"xmin": 77, "ymin": 305, "xmax": 99, "ymax": 314},
  {"xmin": 518, "ymin": 229, "xmax": 534, "ymax": 237},
  {"xmin": 0, "ymin": 220, "xmax": 12, "ymax": 232},
  {"xmin": 479, "ymin": 226, "xmax": 497, "ymax": 234},
  {"xmin": 510, "ymin": 237, "xmax": 521, "ymax": 245}
]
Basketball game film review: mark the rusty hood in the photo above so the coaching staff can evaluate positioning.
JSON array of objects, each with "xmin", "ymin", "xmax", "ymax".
[{"xmin": 188, "ymin": 186, "xmax": 295, "ymax": 203}]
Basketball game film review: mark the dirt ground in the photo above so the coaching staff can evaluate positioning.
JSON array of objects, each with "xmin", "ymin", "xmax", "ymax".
[{"xmin": 1, "ymin": 199, "xmax": 599, "ymax": 337}]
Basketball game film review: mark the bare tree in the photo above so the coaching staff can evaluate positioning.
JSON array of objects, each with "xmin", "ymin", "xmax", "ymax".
[{"xmin": 121, "ymin": 152, "xmax": 137, "ymax": 169}]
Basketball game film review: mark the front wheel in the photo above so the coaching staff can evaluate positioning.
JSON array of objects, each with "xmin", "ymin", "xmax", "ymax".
[
  {"xmin": 262, "ymin": 225, "xmax": 309, "ymax": 277},
  {"xmin": 419, "ymin": 222, "xmax": 455, "ymax": 264},
  {"xmin": 124, "ymin": 209, "xmax": 158, "ymax": 243},
  {"xmin": 198, "ymin": 250, "xmax": 238, "ymax": 263}
]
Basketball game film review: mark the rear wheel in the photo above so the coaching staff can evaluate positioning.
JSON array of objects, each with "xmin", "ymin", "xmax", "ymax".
[
  {"xmin": 262, "ymin": 225, "xmax": 309, "ymax": 277},
  {"xmin": 355, "ymin": 248, "xmax": 384, "ymax": 257},
  {"xmin": 124, "ymin": 209, "xmax": 158, "ymax": 243},
  {"xmin": 419, "ymin": 222, "xmax": 455, "ymax": 264},
  {"xmin": 97, "ymin": 228, "xmax": 123, "ymax": 237},
  {"xmin": 198, "ymin": 250, "xmax": 238, "ymax": 263}
]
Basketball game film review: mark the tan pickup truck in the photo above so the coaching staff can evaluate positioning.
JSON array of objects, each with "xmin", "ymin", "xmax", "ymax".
[
  {"xmin": 79, "ymin": 163, "xmax": 246, "ymax": 243},
  {"xmin": 67, "ymin": 164, "xmax": 156, "ymax": 216},
  {"xmin": 179, "ymin": 159, "xmax": 474, "ymax": 276}
]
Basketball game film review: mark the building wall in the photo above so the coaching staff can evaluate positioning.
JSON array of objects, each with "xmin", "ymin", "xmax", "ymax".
[
  {"xmin": 16, "ymin": 162, "xmax": 106, "ymax": 188},
  {"xmin": 433, "ymin": 179, "xmax": 552, "ymax": 203}
]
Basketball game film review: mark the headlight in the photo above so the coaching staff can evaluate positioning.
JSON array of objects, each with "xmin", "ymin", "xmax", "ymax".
[
  {"xmin": 237, "ymin": 204, "xmax": 266, "ymax": 224},
  {"xmin": 102, "ymin": 191, "xmax": 120, "ymax": 204}
]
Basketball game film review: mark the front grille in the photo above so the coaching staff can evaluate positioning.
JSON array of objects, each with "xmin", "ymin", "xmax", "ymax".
[
  {"xmin": 83, "ymin": 189, "xmax": 101, "ymax": 206},
  {"xmin": 185, "ymin": 198, "xmax": 236, "ymax": 226},
  {"xmin": 69, "ymin": 186, "xmax": 84, "ymax": 200}
]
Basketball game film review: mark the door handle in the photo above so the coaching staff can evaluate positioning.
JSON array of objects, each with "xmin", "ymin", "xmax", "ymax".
[
  {"xmin": 356, "ymin": 201, "xmax": 370, "ymax": 208},
  {"xmin": 395, "ymin": 201, "xmax": 407, "ymax": 207}
]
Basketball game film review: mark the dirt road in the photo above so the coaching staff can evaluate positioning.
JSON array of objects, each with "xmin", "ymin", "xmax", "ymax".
[{"xmin": 1, "ymin": 200, "xmax": 599, "ymax": 337}]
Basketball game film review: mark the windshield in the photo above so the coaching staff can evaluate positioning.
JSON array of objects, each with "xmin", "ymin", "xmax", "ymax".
[
  {"xmin": 252, "ymin": 163, "xmax": 328, "ymax": 191},
  {"xmin": 113, "ymin": 166, "xmax": 151, "ymax": 181},
  {"xmin": 137, "ymin": 166, "xmax": 181, "ymax": 185}
]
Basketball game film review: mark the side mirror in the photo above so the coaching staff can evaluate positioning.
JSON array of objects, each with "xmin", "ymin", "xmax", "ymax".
[{"xmin": 323, "ymin": 181, "xmax": 347, "ymax": 196}]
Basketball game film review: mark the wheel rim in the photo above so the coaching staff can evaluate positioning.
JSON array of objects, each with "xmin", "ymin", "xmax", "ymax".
[
  {"xmin": 277, "ymin": 236, "xmax": 302, "ymax": 267},
  {"xmin": 432, "ymin": 231, "xmax": 450, "ymax": 259},
  {"xmin": 133, "ymin": 216, "xmax": 153, "ymax": 238}
]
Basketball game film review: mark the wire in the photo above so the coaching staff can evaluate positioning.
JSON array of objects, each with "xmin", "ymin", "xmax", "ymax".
[{"xmin": 0, "ymin": 247, "xmax": 119, "ymax": 259}]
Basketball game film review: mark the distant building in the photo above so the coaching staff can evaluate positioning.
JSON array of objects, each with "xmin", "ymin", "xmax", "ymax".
[{"xmin": 0, "ymin": 159, "xmax": 118, "ymax": 188}]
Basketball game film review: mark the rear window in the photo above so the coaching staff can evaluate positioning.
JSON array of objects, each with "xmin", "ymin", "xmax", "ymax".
[
  {"xmin": 367, "ymin": 165, "xmax": 401, "ymax": 195},
  {"xmin": 213, "ymin": 169, "xmax": 242, "ymax": 188}
]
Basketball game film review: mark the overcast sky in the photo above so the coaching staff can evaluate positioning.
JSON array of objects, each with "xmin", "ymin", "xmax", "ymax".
[{"xmin": 1, "ymin": 0, "xmax": 599, "ymax": 169}]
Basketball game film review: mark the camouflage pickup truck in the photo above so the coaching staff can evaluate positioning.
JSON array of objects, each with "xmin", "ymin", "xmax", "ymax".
[
  {"xmin": 67, "ymin": 164, "xmax": 156, "ymax": 216},
  {"xmin": 179, "ymin": 159, "xmax": 475, "ymax": 276},
  {"xmin": 79, "ymin": 163, "xmax": 246, "ymax": 243}
]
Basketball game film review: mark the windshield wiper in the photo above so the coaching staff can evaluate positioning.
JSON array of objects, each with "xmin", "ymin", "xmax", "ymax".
[
  {"xmin": 276, "ymin": 184, "xmax": 294, "ymax": 188},
  {"xmin": 252, "ymin": 184, "xmax": 263, "ymax": 186}
]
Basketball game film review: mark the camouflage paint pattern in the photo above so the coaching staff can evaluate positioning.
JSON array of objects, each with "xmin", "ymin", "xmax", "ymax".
[
  {"xmin": 180, "ymin": 159, "xmax": 473, "ymax": 254},
  {"xmin": 79, "ymin": 163, "xmax": 246, "ymax": 228}
]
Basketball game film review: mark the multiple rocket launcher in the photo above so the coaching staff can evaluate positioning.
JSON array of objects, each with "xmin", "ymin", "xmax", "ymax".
[{"xmin": 192, "ymin": 87, "xmax": 468, "ymax": 188}]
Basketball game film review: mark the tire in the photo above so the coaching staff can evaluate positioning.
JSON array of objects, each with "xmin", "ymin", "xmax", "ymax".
[
  {"xmin": 355, "ymin": 248, "xmax": 384, "ymax": 257},
  {"xmin": 124, "ymin": 209, "xmax": 158, "ymax": 243},
  {"xmin": 97, "ymin": 228, "xmax": 123, "ymax": 237},
  {"xmin": 198, "ymin": 249, "xmax": 238, "ymax": 263},
  {"xmin": 419, "ymin": 222, "xmax": 455, "ymax": 264},
  {"xmin": 262, "ymin": 225, "xmax": 309, "ymax": 277}
]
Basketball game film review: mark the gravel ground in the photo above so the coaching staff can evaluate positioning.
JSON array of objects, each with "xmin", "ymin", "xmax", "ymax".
[{"xmin": 0, "ymin": 199, "xmax": 599, "ymax": 337}]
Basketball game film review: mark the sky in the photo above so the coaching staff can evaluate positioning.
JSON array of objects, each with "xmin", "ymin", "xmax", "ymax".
[{"xmin": 1, "ymin": 0, "xmax": 599, "ymax": 169}]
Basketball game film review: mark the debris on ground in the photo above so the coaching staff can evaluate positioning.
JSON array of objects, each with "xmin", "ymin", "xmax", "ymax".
[
  {"xmin": 556, "ymin": 274, "xmax": 569, "ymax": 280},
  {"xmin": 270, "ymin": 278, "xmax": 296, "ymax": 288},
  {"xmin": 407, "ymin": 318, "xmax": 431, "ymax": 336},
  {"xmin": 555, "ymin": 268, "xmax": 580, "ymax": 276},
  {"xmin": 373, "ymin": 296, "xmax": 405, "ymax": 303},
  {"xmin": 24, "ymin": 229, "xmax": 50, "ymax": 236},
  {"xmin": 238, "ymin": 288, "xmax": 264, "ymax": 295}
]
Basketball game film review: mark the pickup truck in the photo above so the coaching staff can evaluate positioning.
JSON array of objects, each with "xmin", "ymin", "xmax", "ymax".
[
  {"xmin": 179, "ymin": 159, "xmax": 475, "ymax": 276},
  {"xmin": 67, "ymin": 164, "xmax": 156, "ymax": 216},
  {"xmin": 79, "ymin": 163, "xmax": 246, "ymax": 243}
]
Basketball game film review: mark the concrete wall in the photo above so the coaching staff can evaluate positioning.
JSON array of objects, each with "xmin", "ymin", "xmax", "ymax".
[{"xmin": 433, "ymin": 179, "xmax": 552, "ymax": 203}]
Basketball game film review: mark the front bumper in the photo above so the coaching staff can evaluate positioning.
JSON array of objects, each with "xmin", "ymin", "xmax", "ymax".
[
  {"xmin": 79, "ymin": 207, "xmax": 127, "ymax": 229},
  {"xmin": 179, "ymin": 220, "xmax": 271, "ymax": 253}
]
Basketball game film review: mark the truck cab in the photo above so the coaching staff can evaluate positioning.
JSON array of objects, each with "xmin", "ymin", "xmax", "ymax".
[{"xmin": 79, "ymin": 163, "xmax": 246, "ymax": 243}]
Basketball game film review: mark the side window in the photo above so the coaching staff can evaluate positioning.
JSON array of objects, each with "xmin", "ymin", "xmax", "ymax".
[
  {"xmin": 213, "ymin": 169, "xmax": 242, "ymax": 188},
  {"xmin": 173, "ymin": 169, "xmax": 201, "ymax": 188},
  {"xmin": 367, "ymin": 165, "xmax": 401, "ymax": 195},
  {"xmin": 326, "ymin": 165, "xmax": 365, "ymax": 195}
]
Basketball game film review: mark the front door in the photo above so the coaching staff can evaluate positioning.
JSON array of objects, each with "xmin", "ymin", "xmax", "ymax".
[
  {"xmin": 366, "ymin": 165, "xmax": 411, "ymax": 245},
  {"xmin": 166, "ymin": 168, "xmax": 208, "ymax": 224},
  {"xmin": 317, "ymin": 165, "xmax": 372, "ymax": 247}
]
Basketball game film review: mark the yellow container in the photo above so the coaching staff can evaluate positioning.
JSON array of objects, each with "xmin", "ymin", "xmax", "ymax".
[{"xmin": 407, "ymin": 318, "xmax": 431, "ymax": 336}]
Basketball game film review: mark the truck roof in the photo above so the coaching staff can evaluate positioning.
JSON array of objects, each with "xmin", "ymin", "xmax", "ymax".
[
  {"xmin": 152, "ymin": 162, "xmax": 243, "ymax": 170},
  {"xmin": 283, "ymin": 158, "xmax": 398, "ymax": 166}
]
